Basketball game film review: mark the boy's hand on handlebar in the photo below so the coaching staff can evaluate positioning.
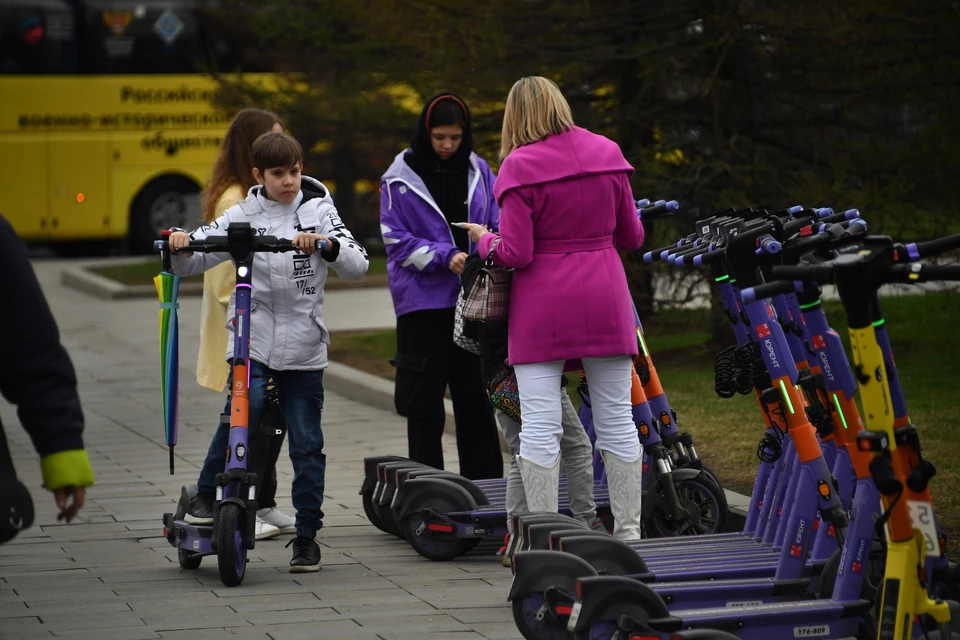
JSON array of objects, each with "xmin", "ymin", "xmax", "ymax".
[
  {"xmin": 293, "ymin": 232, "xmax": 326, "ymax": 255},
  {"xmin": 168, "ymin": 231, "xmax": 193, "ymax": 256}
]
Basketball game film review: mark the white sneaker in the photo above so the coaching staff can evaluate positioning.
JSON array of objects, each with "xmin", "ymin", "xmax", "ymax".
[
  {"xmin": 255, "ymin": 517, "xmax": 281, "ymax": 540},
  {"xmin": 257, "ymin": 507, "xmax": 296, "ymax": 534}
]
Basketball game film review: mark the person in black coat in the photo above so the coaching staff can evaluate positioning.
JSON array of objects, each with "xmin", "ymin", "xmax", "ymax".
[{"xmin": 0, "ymin": 213, "xmax": 94, "ymax": 543}]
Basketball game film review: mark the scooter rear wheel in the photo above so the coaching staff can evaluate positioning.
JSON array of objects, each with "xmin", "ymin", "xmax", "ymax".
[
  {"xmin": 216, "ymin": 503, "xmax": 247, "ymax": 587},
  {"xmin": 400, "ymin": 490, "xmax": 481, "ymax": 561},
  {"xmin": 178, "ymin": 548, "xmax": 202, "ymax": 570},
  {"xmin": 511, "ymin": 594, "xmax": 570, "ymax": 640}
]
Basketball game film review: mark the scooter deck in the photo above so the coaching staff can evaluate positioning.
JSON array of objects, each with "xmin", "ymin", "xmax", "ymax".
[{"xmin": 162, "ymin": 512, "xmax": 214, "ymax": 555}]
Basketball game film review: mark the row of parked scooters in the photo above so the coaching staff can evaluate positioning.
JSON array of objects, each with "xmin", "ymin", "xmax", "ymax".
[{"xmin": 360, "ymin": 203, "xmax": 960, "ymax": 639}]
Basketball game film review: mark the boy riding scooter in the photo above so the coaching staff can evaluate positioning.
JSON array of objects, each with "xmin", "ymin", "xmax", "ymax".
[{"xmin": 167, "ymin": 132, "xmax": 369, "ymax": 572}]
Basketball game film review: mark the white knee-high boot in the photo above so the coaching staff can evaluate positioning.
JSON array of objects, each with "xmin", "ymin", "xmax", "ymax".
[
  {"xmin": 601, "ymin": 449, "xmax": 644, "ymax": 541},
  {"xmin": 517, "ymin": 454, "xmax": 561, "ymax": 514}
]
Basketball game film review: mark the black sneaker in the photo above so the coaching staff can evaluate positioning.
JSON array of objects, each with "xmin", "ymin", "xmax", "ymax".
[
  {"xmin": 184, "ymin": 492, "xmax": 214, "ymax": 525},
  {"xmin": 286, "ymin": 536, "xmax": 322, "ymax": 572}
]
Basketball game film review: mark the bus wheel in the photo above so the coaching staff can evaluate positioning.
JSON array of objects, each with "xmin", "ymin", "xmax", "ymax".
[{"xmin": 129, "ymin": 176, "xmax": 200, "ymax": 254}]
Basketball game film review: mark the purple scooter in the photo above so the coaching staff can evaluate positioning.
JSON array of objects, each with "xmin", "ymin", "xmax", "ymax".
[{"xmin": 159, "ymin": 223, "xmax": 324, "ymax": 587}]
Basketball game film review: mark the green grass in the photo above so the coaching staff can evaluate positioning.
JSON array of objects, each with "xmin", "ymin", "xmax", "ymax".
[
  {"xmin": 89, "ymin": 261, "xmax": 203, "ymax": 285},
  {"xmin": 89, "ymin": 255, "xmax": 387, "ymax": 286},
  {"xmin": 329, "ymin": 291, "xmax": 960, "ymax": 538}
]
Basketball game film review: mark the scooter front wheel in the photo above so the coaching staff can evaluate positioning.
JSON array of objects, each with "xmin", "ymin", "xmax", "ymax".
[
  {"xmin": 216, "ymin": 503, "xmax": 247, "ymax": 587},
  {"xmin": 647, "ymin": 474, "xmax": 726, "ymax": 537}
]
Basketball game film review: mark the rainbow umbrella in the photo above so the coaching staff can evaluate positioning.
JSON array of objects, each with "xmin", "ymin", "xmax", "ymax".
[{"xmin": 154, "ymin": 246, "xmax": 181, "ymax": 475}]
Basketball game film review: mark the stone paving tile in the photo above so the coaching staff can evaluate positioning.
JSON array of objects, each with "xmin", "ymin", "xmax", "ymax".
[
  {"xmin": 252, "ymin": 619, "xmax": 371, "ymax": 639},
  {"xmin": 309, "ymin": 589, "xmax": 425, "ymax": 609},
  {"xmin": 353, "ymin": 613, "xmax": 472, "ymax": 634},
  {"xmin": 0, "ymin": 263, "xmax": 524, "ymax": 640},
  {"xmin": 214, "ymin": 592, "xmax": 322, "ymax": 613},
  {"xmin": 139, "ymin": 609, "xmax": 257, "ymax": 632},
  {"xmin": 326, "ymin": 601, "xmax": 439, "ymax": 619},
  {"xmin": 0, "ymin": 616, "xmax": 44, "ymax": 636},
  {"xmin": 0, "ymin": 601, "xmax": 28, "ymax": 617},
  {"xmin": 49, "ymin": 628, "xmax": 163, "ymax": 640},
  {"xmin": 17, "ymin": 599, "xmax": 135, "ymax": 616},
  {"xmin": 157, "ymin": 629, "xmax": 271, "ymax": 640},
  {"xmin": 17, "ymin": 610, "xmax": 151, "ymax": 632},
  {"xmin": 467, "ymin": 622, "xmax": 526, "ymax": 639},
  {"xmin": 447, "ymin": 606, "xmax": 516, "ymax": 624},
  {"xmin": 377, "ymin": 633, "xmax": 488, "ymax": 640},
  {"xmin": 238, "ymin": 607, "xmax": 348, "ymax": 626}
]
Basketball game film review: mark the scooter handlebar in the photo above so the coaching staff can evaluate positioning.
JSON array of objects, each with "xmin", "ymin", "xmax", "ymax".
[
  {"xmin": 639, "ymin": 200, "xmax": 679, "ymax": 220},
  {"xmin": 769, "ymin": 263, "xmax": 837, "ymax": 284},
  {"xmin": 886, "ymin": 263, "xmax": 960, "ymax": 284},
  {"xmin": 739, "ymin": 280, "xmax": 802, "ymax": 304},
  {"xmin": 154, "ymin": 237, "xmax": 327, "ymax": 254},
  {"xmin": 692, "ymin": 246, "xmax": 728, "ymax": 267},
  {"xmin": 904, "ymin": 232, "xmax": 960, "ymax": 262}
]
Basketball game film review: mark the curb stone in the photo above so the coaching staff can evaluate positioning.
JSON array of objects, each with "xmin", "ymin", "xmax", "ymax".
[{"xmin": 60, "ymin": 259, "xmax": 390, "ymax": 300}]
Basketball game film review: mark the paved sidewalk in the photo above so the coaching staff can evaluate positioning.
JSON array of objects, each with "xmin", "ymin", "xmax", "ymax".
[{"xmin": 0, "ymin": 261, "xmax": 518, "ymax": 640}]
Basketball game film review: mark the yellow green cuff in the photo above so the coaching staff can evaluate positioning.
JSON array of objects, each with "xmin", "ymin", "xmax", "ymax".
[{"xmin": 40, "ymin": 450, "xmax": 96, "ymax": 490}]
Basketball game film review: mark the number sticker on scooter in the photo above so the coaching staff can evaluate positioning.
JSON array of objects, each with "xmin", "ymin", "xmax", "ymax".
[
  {"xmin": 907, "ymin": 501, "xmax": 939, "ymax": 555},
  {"xmin": 793, "ymin": 625, "xmax": 830, "ymax": 637},
  {"xmin": 726, "ymin": 600, "xmax": 763, "ymax": 607}
]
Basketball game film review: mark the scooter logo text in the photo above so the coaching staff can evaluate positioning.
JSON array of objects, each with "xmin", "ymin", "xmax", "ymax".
[
  {"xmin": 764, "ymin": 339, "xmax": 780, "ymax": 370},
  {"xmin": 790, "ymin": 518, "xmax": 805, "ymax": 556},
  {"xmin": 851, "ymin": 537, "xmax": 866, "ymax": 573}
]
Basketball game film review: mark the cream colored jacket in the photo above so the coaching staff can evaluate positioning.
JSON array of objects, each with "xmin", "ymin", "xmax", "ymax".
[{"xmin": 195, "ymin": 184, "xmax": 244, "ymax": 392}]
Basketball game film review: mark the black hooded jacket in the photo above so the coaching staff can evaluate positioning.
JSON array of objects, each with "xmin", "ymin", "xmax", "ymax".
[
  {"xmin": 405, "ymin": 92, "xmax": 474, "ymax": 253},
  {"xmin": 0, "ymin": 214, "xmax": 86, "ymax": 463}
]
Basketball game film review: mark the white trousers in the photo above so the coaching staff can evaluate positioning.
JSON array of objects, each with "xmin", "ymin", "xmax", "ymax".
[{"xmin": 514, "ymin": 356, "xmax": 640, "ymax": 467}]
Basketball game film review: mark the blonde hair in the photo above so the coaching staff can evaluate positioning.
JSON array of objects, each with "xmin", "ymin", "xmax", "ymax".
[{"xmin": 499, "ymin": 76, "xmax": 575, "ymax": 161}]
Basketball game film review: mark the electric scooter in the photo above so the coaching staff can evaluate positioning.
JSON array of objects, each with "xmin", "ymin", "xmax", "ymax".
[{"xmin": 159, "ymin": 223, "xmax": 325, "ymax": 587}]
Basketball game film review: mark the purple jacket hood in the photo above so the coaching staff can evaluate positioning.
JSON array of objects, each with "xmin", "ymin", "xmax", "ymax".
[{"xmin": 379, "ymin": 149, "xmax": 500, "ymax": 317}]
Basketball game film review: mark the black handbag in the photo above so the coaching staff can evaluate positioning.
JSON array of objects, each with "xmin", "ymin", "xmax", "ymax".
[{"xmin": 0, "ymin": 429, "xmax": 35, "ymax": 544}]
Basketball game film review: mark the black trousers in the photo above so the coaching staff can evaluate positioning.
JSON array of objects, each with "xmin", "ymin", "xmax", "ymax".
[
  {"xmin": 393, "ymin": 308, "xmax": 504, "ymax": 480},
  {"xmin": 249, "ymin": 426, "xmax": 284, "ymax": 509}
]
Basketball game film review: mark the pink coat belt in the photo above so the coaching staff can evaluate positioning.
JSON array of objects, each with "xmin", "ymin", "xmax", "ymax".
[{"xmin": 536, "ymin": 236, "xmax": 614, "ymax": 254}]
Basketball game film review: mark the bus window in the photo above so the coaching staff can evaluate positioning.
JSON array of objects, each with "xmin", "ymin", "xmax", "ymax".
[
  {"xmin": 0, "ymin": 0, "xmax": 77, "ymax": 75},
  {"xmin": 79, "ymin": 1, "xmax": 207, "ymax": 74}
]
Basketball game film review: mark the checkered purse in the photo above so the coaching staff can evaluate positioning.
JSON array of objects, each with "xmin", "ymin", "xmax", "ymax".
[
  {"xmin": 462, "ymin": 240, "xmax": 512, "ymax": 322},
  {"xmin": 453, "ymin": 287, "xmax": 481, "ymax": 354}
]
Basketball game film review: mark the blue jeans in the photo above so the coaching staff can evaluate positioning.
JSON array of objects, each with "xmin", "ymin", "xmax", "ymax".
[{"xmin": 196, "ymin": 360, "xmax": 326, "ymax": 538}]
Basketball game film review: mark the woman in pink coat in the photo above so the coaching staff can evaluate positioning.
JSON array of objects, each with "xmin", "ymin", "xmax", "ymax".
[{"xmin": 460, "ymin": 76, "xmax": 646, "ymax": 540}]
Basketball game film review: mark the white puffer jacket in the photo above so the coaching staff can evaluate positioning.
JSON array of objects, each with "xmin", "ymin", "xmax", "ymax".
[{"xmin": 170, "ymin": 176, "xmax": 369, "ymax": 370}]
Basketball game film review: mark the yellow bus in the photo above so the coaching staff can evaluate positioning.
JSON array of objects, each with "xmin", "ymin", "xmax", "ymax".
[{"xmin": 0, "ymin": 0, "xmax": 272, "ymax": 253}]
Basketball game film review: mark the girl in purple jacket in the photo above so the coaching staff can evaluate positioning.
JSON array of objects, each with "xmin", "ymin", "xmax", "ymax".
[
  {"xmin": 379, "ymin": 92, "xmax": 504, "ymax": 480},
  {"xmin": 461, "ymin": 77, "xmax": 647, "ymax": 540}
]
